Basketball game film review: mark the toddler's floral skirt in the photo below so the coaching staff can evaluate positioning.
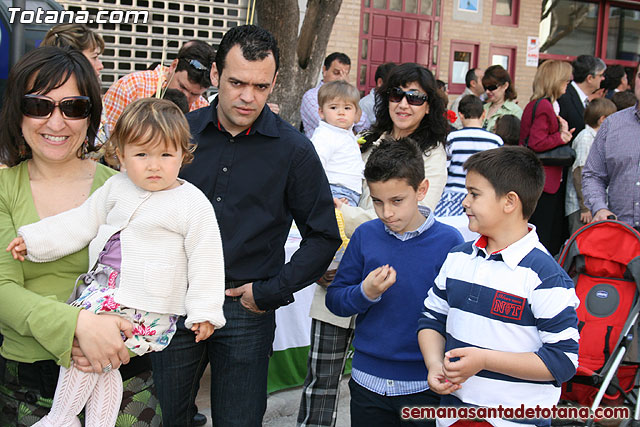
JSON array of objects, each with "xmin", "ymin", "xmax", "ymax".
[{"xmin": 71, "ymin": 263, "xmax": 179, "ymax": 356}]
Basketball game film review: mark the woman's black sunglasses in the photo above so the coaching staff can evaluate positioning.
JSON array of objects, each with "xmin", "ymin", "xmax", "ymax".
[
  {"xmin": 388, "ymin": 87, "xmax": 428, "ymax": 106},
  {"xmin": 485, "ymin": 84, "xmax": 500, "ymax": 92},
  {"xmin": 21, "ymin": 94, "xmax": 92, "ymax": 120}
]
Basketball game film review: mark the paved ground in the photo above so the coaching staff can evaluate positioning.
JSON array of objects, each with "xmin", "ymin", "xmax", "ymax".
[{"xmin": 195, "ymin": 365, "xmax": 351, "ymax": 426}]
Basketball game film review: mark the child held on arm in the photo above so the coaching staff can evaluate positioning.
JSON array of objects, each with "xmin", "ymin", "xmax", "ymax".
[
  {"xmin": 311, "ymin": 80, "xmax": 365, "ymax": 207},
  {"xmin": 7, "ymin": 98, "xmax": 226, "ymax": 427},
  {"xmin": 435, "ymin": 95, "xmax": 503, "ymax": 217},
  {"xmin": 326, "ymin": 138, "xmax": 463, "ymax": 427},
  {"xmin": 419, "ymin": 146, "xmax": 579, "ymax": 427},
  {"xmin": 565, "ymin": 98, "xmax": 617, "ymax": 235}
]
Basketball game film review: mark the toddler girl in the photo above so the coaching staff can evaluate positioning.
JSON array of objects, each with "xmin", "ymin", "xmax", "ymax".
[{"xmin": 6, "ymin": 97, "xmax": 226, "ymax": 427}]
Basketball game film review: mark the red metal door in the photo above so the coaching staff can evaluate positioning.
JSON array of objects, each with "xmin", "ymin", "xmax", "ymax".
[{"xmin": 358, "ymin": 0, "xmax": 441, "ymax": 93}]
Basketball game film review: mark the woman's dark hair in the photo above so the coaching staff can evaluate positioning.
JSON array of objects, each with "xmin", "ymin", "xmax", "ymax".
[
  {"xmin": 482, "ymin": 65, "xmax": 517, "ymax": 101},
  {"xmin": 0, "ymin": 47, "xmax": 102, "ymax": 167},
  {"xmin": 364, "ymin": 63, "xmax": 448, "ymax": 153}
]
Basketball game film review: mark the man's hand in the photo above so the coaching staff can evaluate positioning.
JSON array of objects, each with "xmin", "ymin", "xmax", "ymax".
[
  {"xmin": 442, "ymin": 347, "xmax": 487, "ymax": 385},
  {"xmin": 362, "ymin": 265, "xmax": 396, "ymax": 300},
  {"xmin": 191, "ymin": 321, "xmax": 215, "ymax": 342},
  {"xmin": 6, "ymin": 237, "xmax": 27, "ymax": 261},
  {"xmin": 225, "ymin": 283, "xmax": 265, "ymax": 314},
  {"xmin": 580, "ymin": 209, "xmax": 593, "ymax": 224},
  {"xmin": 593, "ymin": 208, "xmax": 615, "ymax": 222},
  {"xmin": 427, "ymin": 361, "xmax": 462, "ymax": 395}
]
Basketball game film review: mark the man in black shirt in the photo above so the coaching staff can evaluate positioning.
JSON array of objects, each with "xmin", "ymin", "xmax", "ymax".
[{"xmin": 150, "ymin": 25, "xmax": 341, "ymax": 426}]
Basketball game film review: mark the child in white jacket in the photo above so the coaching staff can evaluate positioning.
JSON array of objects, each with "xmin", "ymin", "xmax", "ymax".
[{"xmin": 7, "ymin": 98, "xmax": 226, "ymax": 427}]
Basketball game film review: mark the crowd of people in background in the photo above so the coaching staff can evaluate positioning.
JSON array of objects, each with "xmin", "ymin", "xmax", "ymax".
[{"xmin": 0, "ymin": 19, "xmax": 639, "ymax": 427}]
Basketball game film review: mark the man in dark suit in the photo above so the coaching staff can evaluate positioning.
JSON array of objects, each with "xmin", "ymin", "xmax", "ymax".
[{"xmin": 558, "ymin": 55, "xmax": 606, "ymax": 139}]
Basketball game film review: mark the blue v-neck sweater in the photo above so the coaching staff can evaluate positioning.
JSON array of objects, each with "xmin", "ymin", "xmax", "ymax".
[{"xmin": 326, "ymin": 218, "xmax": 463, "ymax": 381}]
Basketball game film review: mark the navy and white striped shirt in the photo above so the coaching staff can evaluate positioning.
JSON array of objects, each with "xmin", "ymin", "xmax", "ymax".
[
  {"xmin": 419, "ymin": 227, "xmax": 579, "ymax": 426},
  {"xmin": 445, "ymin": 128, "xmax": 503, "ymax": 193}
]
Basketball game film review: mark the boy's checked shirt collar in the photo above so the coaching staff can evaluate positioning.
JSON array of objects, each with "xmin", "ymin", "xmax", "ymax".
[{"xmin": 472, "ymin": 225, "xmax": 542, "ymax": 270}]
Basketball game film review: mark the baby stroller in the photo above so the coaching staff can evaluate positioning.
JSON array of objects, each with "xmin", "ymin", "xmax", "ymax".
[{"xmin": 557, "ymin": 219, "xmax": 640, "ymax": 426}]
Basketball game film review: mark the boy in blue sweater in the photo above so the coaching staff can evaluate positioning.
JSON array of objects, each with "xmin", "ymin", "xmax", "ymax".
[
  {"xmin": 326, "ymin": 138, "xmax": 464, "ymax": 426},
  {"xmin": 419, "ymin": 146, "xmax": 579, "ymax": 427}
]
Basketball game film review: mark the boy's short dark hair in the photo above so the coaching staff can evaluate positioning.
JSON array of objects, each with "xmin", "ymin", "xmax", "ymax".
[
  {"xmin": 464, "ymin": 146, "xmax": 544, "ymax": 219},
  {"xmin": 611, "ymin": 91, "xmax": 637, "ymax": 111},
  {"xmin": 458, "ymin": 95, "xmax": 484, "ymax": 119},
  {"xmin": 493, "ymin": 115, "xmax": 521, "ymax": 146},
  {"xmin": 364, "ymin": 138, "xmax": 425, "ymax": 190},
  {"xmin": 163, "ymin": 88, "xmax": 189, "ymax": 114},
  {"xmin": 584, "ymin": 98, "xmax": 617, "ymax": 128}
]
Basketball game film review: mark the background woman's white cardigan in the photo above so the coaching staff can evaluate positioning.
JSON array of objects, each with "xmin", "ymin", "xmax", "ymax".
[{"xmin": 18, "ymin": 173, "xmax": 225, "ymax": 329}]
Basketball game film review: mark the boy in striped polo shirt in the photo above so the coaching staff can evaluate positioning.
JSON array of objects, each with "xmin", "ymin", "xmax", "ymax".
[
  {"xmin": 419, "ymin": 146, "xmax": 580, "ymax": 427},
  {"xmin": 435, "ymin": 95, "xmax": 503, "ymax": 217}
]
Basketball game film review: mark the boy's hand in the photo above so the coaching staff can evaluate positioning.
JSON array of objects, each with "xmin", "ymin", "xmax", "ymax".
[
  {"xmin": 6, "ymin": 237, "xmax": 27, "ymax": 261},
  {"xmin": 334, "ymin": 197, "xmax": 350, "ymax": 209},
  {"xmin": 191, "ymin": 321, "xmax": 215, "ymax": 342},
  {"xmin": 428, "ymin": 361, "xmax": 462, "ymax": 395},
  {"xmin": 580, "ymin": 209, "xmax": 593, "ymax": 224},
  {"xmin": 442, "ymin": 347, "xmax": 487, "ymax": 384},
  {"xmin": 362, "ymin": 264, "xmax": 396, "ymax": 300}
]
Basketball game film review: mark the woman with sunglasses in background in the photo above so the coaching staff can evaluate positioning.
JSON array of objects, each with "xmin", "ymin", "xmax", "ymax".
[
  {"xmin": 0, "ymin": 47, "xmax": 161, "ymax": 426},
  {"xmin": 337, "ymin": 62, "xmax": 449, "ymax": 235},
  {"xmin": 519, "ymin": 60, "xmax": 574, "ymax": 255},
  {"xmin": 41, "ymin": 23, "xmax": 109, "ymax": 161},
  {"xmin": 481, "ymin": 65, "xmax": 522, "ymax": 132}
]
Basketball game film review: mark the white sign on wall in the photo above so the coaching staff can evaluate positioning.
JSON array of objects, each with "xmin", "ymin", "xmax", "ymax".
[{"xmin": 527, "ymin": 36, "xmax": 540, "ymax": 67}]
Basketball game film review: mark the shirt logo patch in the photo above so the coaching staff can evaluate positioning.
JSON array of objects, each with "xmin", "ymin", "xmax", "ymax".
[{"xmin": 490, "ymin": 291, "xmax": 525, "ymax": 320}]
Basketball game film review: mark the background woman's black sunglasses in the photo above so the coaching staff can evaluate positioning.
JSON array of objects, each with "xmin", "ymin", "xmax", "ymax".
[
  {"xmin": 21, "ymin": 95, "xmax": 91, "ymax": 120},
  {"xmin": 388, "ymin": 87, "xmax": 428, "ymax": 106}
]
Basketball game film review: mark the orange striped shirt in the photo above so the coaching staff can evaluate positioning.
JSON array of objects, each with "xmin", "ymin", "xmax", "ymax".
[{"xmin": 103, "ymin": 65, "xmax": 209, "ymax": 133}]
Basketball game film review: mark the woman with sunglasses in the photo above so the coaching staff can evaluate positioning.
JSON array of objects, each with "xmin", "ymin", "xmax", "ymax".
[
  {"xmin": 0, "ymin": 47, "xmax": 161, "ymax": 426},
  {"xmin": 41, "ymin": 23, "xmax": 109, "ymax": 161},
  {"xmin": 481, "ymin": 65, "xmax": 522, "ymax": 132},
  {"xmin": 519, "ymin": 60, "xmax": 574, "ymax": 255},
  {"xmin": 337, "ymin": 62, "xmax": 449, "ymax": 236}
]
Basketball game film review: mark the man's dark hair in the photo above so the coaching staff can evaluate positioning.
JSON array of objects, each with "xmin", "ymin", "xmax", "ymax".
[
  {"xmin": 611, "ymin": 90, "xmax": 637, "ymax": 111},
  {"xmin": 364, "ymin": 137, "xmax": 425, "ymax": 190},
  {"xmin": 163, "ymin": 88, "xmax": 189, "ymax": 114},
  {"xmin": 463, "ymin": 146, "xmax": 544, "ymax": 219},
  {"xmin": 374, "ymin": 62, "xmax": 396, "ymax": 83},
  {"xmin": 175, "ymin": 40, "xmax": 214, "ymax": 88},
  {"xmin": 465, "ymin": 68, "xmax": 480, "ymax": 88},
  {"xmin": 572, "ymin": 55, "xmax": 606, "ymax": 84},
  {"xmin": 324, "ymin": 52, "xmax": 350, "ymax": 69},
  {"xmin": 215, "ymin": 25, "xmax": 279, "ymax": 78},
  {"xmin": 458, "ymin": 95, "xmax": 483, "ymax": 119},
  {"xmin": 601, "ymin": 65, "xmax": 626, "ymax": 91}
]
